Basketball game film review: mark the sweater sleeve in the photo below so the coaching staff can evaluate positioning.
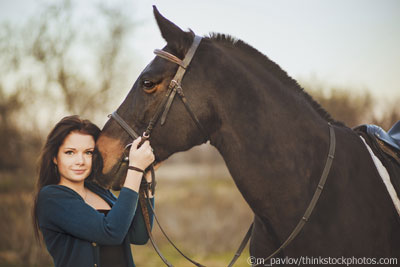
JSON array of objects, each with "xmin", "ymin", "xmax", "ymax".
[
  {"xmin": 128, "ymin": 197, "xmax": 155, "ymax": 245},
  {"xmin": 37, "ymin": 185, "xmax": 139, "ymax": 245}
]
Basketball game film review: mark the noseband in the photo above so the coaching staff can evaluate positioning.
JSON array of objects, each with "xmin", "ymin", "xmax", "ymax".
[{"xmin": 108, "ymin": 35, "xmax": 207, "ymax": 144}]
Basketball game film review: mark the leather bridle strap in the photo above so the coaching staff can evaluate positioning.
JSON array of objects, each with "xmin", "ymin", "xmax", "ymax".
[
  {"xmin": 142, "ymin": 82, "xmax": 177, "ymax": 136},
  {"xmin": 153, "ymin": 35, "xmax": 208, "ymax": 141},
  {"xmin": 108, "ymin": 111, "xmax": 139, "ymax": 139},
  {"xmin": 153, "ymin": 50, "xmax": 185, "ymax": 68},
  {"xmin": 253, "ymin": 122, "xmax": 336, "ymax": 266},
  {"xmin": 174, "ymin": 80, "xmax": 208, "ymax": 140}
]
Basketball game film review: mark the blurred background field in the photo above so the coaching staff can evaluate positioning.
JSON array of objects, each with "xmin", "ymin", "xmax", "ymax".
[
  {"xmin": 0, "ymin": 1, "xmax": 399, "ymax": 266},
  {"xmin": 131, "ymin": 167, "xmax": 253, "ymax": 267}
]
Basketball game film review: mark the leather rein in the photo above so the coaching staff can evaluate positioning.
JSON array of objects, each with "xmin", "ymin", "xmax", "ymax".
[{"xmin": 108, "ymin": 34, "xmax": 337, "ymax": 266}]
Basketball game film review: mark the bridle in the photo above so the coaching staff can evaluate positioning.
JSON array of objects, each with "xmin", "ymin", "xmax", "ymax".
[
  {"xmin": 108, "ymin": 35, "xmax": 214, "ymax": 267},
  {"xmin": 108, "ymin": 35, "xmax": 207, "ymax": 144},
  {"xmin": 107, "ymin": 34, "xmax": 337, "ymax": 267}
]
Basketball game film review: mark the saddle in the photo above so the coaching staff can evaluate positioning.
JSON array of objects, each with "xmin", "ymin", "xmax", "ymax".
[
  {"xmin": 354, "ymin": 120, "xmax": 400, "ymax": 199},
  {"xmin": 365, "ymin": 121, "xmax": 400, "ymax": 150}
]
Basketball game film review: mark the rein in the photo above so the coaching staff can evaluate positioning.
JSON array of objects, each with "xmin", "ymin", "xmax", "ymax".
[
  {"xmin": 252, "ymin": 123, "xmax": 336, "ymax": 265},
  {"xmin": 108, "ymin": 34, "xmax": 337, "ymax": 266}
]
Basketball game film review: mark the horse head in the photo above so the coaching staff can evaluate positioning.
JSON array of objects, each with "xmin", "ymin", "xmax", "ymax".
[{"xmin": 96, "ymin": 7, "xmax": 218, "ymax": 189}]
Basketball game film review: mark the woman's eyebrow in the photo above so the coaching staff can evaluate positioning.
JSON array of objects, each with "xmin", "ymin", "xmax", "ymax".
[{"xmin": 62, "ymin": 147, "xmax": 95, "ymax": 150}]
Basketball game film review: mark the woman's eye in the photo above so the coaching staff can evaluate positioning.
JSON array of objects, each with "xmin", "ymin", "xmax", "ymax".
[
  {"xmin": 65, "ymin": 151, "xmax": 74, "ymax": 155},
  {"xmin": 86, "ymin": 151, "xmax": 93, "ymax": 155}
]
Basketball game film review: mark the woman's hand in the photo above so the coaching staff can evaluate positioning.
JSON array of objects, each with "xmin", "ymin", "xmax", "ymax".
[{"xmin": 128, "ymin": 137, "xmax": 155, "ymax": 170}]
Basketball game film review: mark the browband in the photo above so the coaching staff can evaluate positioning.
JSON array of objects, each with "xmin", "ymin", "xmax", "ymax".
[{"xmin": 153, "ymin": 35, "xmax": 202, "ymax": 69}]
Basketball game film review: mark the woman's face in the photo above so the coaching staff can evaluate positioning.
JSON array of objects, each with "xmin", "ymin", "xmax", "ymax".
[{"xmin": 54, "ymin": 131, "xmax": 95, "ymax": 184}]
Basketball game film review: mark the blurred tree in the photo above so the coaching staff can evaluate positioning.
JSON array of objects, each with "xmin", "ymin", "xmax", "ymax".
[
  {"xmin": 0, "ymin": 0, "xmax": 137, "ymax": 130},
  {"xmin": 370, "ymin": 101, "xmax": 400, "ymax": 130},
  {"xmin": 310, "ymin": 87, "xmax": 374, "ymax": 127},
  {"xmin": 0, "ymin": 86, "xmax": 23, "ymax": 171},
  {"xmin": 27, "ymin": 0, "xmax": 135, "ymax": 118},
  {"xmin": 301, "ymin": 80, "xmax": 399, "ymax": 129}
]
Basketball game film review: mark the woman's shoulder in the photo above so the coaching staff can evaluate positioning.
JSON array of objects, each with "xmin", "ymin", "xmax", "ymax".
[
  {"xmin": 36, "ymin": 185, "xmax": 84, "ymax": 220},
  {"xmin": 39, "ymin": 184, "xmax": 81, "ymax": 201}
]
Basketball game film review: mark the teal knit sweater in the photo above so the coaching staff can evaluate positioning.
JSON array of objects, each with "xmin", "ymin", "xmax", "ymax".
[{"xmin": 37, "ymin": 181, "xmax": 154, "ymax": 267}]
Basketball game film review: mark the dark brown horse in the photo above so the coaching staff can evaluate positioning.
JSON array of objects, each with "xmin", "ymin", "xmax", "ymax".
[{"xmin": 95, "ymin": 7, "xmax": 400, "ymax": 265}]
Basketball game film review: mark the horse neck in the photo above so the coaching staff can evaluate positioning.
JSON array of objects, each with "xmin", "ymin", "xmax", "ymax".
[{"xmin": 208, "ymin": 50, "xmax": 332, "ymax": 234}]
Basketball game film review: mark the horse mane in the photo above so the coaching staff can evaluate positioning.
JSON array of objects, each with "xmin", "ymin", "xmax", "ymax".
[{"xmin": 207, "ymin": 33, "xmax": 341, "ymax": 125}]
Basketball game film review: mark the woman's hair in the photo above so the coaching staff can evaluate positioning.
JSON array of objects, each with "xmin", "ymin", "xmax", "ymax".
[{"xmin": 32, "ymin": 115, "xmax": 101, "ymax": 243}]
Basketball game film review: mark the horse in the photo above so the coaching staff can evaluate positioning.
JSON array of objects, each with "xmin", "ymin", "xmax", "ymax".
[{"xmin": 95, "ymin": 6, "xmax": 400, "ymax": 266}]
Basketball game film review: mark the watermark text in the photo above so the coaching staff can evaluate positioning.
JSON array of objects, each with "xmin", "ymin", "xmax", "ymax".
[{"xmin": 247, "ymin": 256, "xmax": 398, "ymax": 266}]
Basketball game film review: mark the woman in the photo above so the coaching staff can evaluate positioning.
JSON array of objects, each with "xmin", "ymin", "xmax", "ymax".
[{"xmin": 32, "ymin": 115, "xmax": 155, "ymax": 267}]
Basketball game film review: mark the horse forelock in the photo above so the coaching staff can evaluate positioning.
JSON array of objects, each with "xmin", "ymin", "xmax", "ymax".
[{"xmin": 206, "ymin": 32, "xmax": 343, "ymax": 126}]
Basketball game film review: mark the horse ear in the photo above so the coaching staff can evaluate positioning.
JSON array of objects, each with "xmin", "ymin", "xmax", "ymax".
[{"xmin": 153, "ymin": 5, "xmax": 193, "ymax": 53}]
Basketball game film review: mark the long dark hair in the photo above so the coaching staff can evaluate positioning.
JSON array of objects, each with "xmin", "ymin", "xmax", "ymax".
[{"xmin": 32, "ymin": 115, "xmax": 101, "ymax": 243}]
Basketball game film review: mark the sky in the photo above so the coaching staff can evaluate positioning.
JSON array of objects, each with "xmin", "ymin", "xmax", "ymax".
[
  {"xmin": 135, "ymin": 0, "xmax": 400, "ymax": 100},
  {"xmin": 1, "ymin": 0, "xmax": 400, "ymax": 101}
]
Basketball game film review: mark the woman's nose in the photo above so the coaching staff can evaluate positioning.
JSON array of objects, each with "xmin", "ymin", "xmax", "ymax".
[{"xmin": 76, "ymin": 153, "xmax": 85, "ymax": 165}]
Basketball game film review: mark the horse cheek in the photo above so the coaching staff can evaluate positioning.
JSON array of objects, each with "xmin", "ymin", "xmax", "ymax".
[{"xmin": 96, "ymin": 135, "xmax": 125, "ymax": 175}]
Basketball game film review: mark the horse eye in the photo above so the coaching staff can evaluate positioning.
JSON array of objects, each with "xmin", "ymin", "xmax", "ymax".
[{"xmin": 143, "ymin": 80, "xmax": 155, "ymax": 89}]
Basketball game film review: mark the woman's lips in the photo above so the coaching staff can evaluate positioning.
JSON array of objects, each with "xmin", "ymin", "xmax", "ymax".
[{"xmin": 72, "ymin": 169, "xmax": 86, "ymax": 175}]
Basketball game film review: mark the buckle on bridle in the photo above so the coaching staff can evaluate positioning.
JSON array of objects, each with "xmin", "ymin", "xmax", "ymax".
[
  {"xmin": 169, "ymin": 79, "xmax": 179, "ymax": 89},
  {"xmin": 122, "ymin": 132, "xmax": 151, "ymax": 162}
]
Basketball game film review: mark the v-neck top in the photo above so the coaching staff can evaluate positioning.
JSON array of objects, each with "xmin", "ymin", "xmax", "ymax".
[{"xmin": 37, "ymin": 181, "xmax": 155, "ymax": 267}]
